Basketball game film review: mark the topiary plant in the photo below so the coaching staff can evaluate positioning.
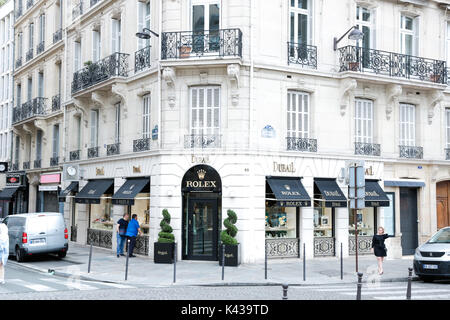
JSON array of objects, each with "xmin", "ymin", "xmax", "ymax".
[
  {"xmin": 158, "ymin": 209, "xmax": 175, "ymax": 243},
  {"xmin": 220, "ymin": 209, "xmax": 238, "ymax": 245}
]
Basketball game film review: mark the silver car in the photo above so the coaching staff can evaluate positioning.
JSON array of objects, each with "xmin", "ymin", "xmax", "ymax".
[
  {"xmin": 2, "ymin": 212, "xmax": 69, "ymax": 262},
  {"xmin": 413, "ymin": 227, "xmax": 450, "ymax": 282}
]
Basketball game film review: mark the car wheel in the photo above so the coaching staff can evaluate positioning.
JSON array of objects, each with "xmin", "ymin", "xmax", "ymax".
[
  {"xmin": 419, "ymin": 275, "xmax": 434, "ymax": 283},
  {"xmin": 15, "ymin": 247, "xmax": 25, "ymax": 263},
  {"xmin": 57, "ymin": 251, "xmax": 67, "ymax": 259}
]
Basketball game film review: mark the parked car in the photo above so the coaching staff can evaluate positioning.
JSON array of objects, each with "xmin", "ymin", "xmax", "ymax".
[
  {"xmin": 2, "ymin": 212, "xmax": 69, "ymax": 262},
  {"xmin": 413, "ymin": 227, "xmax": 450, "ymax": 282}
]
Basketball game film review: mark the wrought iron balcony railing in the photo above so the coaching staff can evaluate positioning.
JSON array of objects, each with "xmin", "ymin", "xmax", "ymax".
[
  {"xmin": 34, "ymin": 159, "xmax": 41, "ymax": 169},
  {"xmin": 50, "ymin": 156, "xmax": 59, "ymax": 167},
  {"xmin": 162, "ymin": 29, "xmax": 243, "ymax": 60},
  {"xmin": 445, "ymin": 148, "xmax": 450, "ymax": 160},
  {"xmin": 12, "ymin": 98, "xmax": 47, "ymax": 124},
  {"xmin": 133, "ymin": 138, "xmax": 151, "ymax": 152},
  {"xmin": 23, "ymin": 161, "xmax": 30, "ymax": 170},
  {"xmin": 71, "ymin": 52, "xmax": 130, "ymax": 94},
  {"xmin": 88, "ymin": 146, "xmax": 99, "ymax": 159},
  {"xmin": 70, "ymin": 150, "xmax": 80, "ymax": 161},
  {"xmin": 26, "ymin": 0, "xmax": 33, "ymax": 10},
  {"xmin": 53, "ymin": 29, "xmax": 63, "ymax": 44},
  {"xmin": 15, "ymin": 58, "xmax": 22, "ymax": 69},
  {"xmin": 287, "ymin": 42, "xmax": 317, "ymax": 69},
  {"xmin": 338, "ymin": 45, "xmax": 447, "ymax": 84},
  {"xmin": 90, "ymin": 0, "xmax": 101, "ymax": 8},
  {"xmin": 36, "ymin": 42, "xmax": 45, "ymax": 55},
  {"xmin": 106, "ymin": 143, "xmax": 120, "ymax": 156},
  {"xmin": 26, "ymin": 48, "xmax": 33, "ymax": 62},
  {"xmin": 72, "ymin": 2, "xmax": 83, "ymax": 20},
  {"xmin": 286, "ymin": 137, "xmax": 318, "ymax": 152},
  {"xmin": 52, "ymin": 94, "xmax": 61, "ymax": 112},
  {"xmin": 184, "ymin": 134, "xmax": 221, "ymax": 149},
  {"xmin": 399, "ymin": 145, "xmax": 423, "ymax": 159},
  {"xmin": 354, "ymin": 142, "xmax": 381, "ymax": 156},
  {"xmin": 135, "ymin": 46, "xmax": 151, "ymax": 73},
  {"xmin": 12, "ymin": 163, "xmax": 19, "ymax": 171}
]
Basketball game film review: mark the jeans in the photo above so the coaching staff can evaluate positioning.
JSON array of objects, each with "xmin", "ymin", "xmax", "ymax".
[{"xmin": 117, "ymin": 234, "xmax": 126, "ymax": 255}]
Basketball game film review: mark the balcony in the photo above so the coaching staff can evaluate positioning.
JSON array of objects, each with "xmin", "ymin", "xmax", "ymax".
[
  {"xmin": 26, "ymin": 48, "xmax": 33, "ymax": 62},
  {"xmin": 36, "ymin": 42, "xmax": 45, "ymax": 55},
  {"xmin": 338, "ymin": 45, "xmax": 447, "ymax": 84},
  {"xmin": 52, "ymin": 94, "xmax": 61, "ymax": 112},
  {"xmin": 15, "ymin": 58, "xmax": 22, "ymax": 69},
  {"xmin": 287, "ymin": 42, "xmax": 318, "ymax": 69},
  {"xmin": 23, "ymin": 161, "xmax": 30, "ymax": 170},
  {"xmin": 12, "ymin": 98, "xmax": 47, "ymax": 124},
  {"xmin": 69, "ymin": 150, "xmax": 80, "ymax": 161},
  {"xmin": 53, "ymin": 29, "xmax": 63, "ymax": 44},
  {"xmin": 50, "ymin": 156, "xmax": 59, "ymax": 167},
  {"xmin": 72, "ymin": 2, "xmax": 83, "ymax": 20},
  {"xmin": 34, "ymin": 159, "xmax": 41, "ymax": 169},
  {"xmin": 354, "ymin": 142, "xmax": 381, "ymax": 156},
  {"xmin": 133, "ymin": 138, "xmax": 151, "ymax": 152},
  {"xmin": 71, "ymin": 52, "xmax": 130, "ymax": 94},
  {"xmin": 286, "ymin": 137, "xmax": 318, "ymax": 153},
  {"xmin": 26, "ymin": 0, "xmax": 33, "ymax": 10},
  {"xmin": 161, "ymin": 29, "xmax": 243, "ymax": 60},
  {"xmin": 87, "ymin": 146, "xmax": 99, "ymax": 159},
  {"xmin": 184, "ymin": 134, "xmax": 221, "ymax": 149},
  {"xmin": 135, "ymin": 46, "xmax": 151, "ymax": 73},
  {"xmin": 12, "ymin": 163, "xmax": 19, "ymax": 171},
  {"xmin": 106, "ymin": 143, "xmax": 120, "ymax": 156},
  {"xmin": 399, "ymin": 145, "xmax": 423, "ymax": 159}
]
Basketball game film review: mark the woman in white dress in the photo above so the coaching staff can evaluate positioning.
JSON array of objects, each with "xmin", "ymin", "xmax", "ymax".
[{"xmin": 0, "ymin": 221, "xmax": 9, "ymax": 284}]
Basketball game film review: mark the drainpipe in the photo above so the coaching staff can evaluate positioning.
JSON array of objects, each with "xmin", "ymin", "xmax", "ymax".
[
  {"xmin": 249, "ymin": 0, "xmax": 254, "ymax": 150},
  {"xmin": 62, "ymin": 0, "xmax": 67, "ymax": 166},
  {"xmin": 158, "ymin": 0, "xmax": 162, "ymax": 150}
]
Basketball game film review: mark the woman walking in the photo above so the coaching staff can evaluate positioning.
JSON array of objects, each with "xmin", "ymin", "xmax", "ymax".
[
  {"xmin": 371, "ymin": 227, "xmax": 390, "ymax": 275},
  {"xmin": 0, "ymin": 221, "xmax": 9, "ymax": 284}
]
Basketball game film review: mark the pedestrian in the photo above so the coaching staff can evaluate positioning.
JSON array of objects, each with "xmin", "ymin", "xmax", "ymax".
[
  {"xmin": 0, "ymin": 221, "xmax": 9, "ymax": 285},
  {"xmin": 371, "ymin": 227, "xmax": 390, "ymax": 275},
  {"xmin": 116, "ymin": 213, "xmax": 129, "ymax": 258},
  {"xmin": 125, "ymin": 214, "xmax": 142, "ymax": 258}
]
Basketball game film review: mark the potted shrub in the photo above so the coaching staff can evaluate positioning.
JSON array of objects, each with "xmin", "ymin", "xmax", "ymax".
[
  {"xmin": 179, "ymin": 45, "xmax": 192, "ymax": 58},
  {"xmin": 154, "ymin": 209, "xmax": 175, "ymax": 264},
  {"xmin": 219, "ymin": 209, "xmax": 241, "ymax": 267}
]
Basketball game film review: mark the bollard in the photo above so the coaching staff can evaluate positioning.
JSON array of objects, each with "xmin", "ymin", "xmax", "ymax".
[
  {"xmin": 264, "ymin": 242, "xmax": 268, "ymax": 280},
  {"xmin": 125, "ymin": 239, "xmax": 130, "ymax": 281},
  {"xmin": 222, "ymin": 243, "xmax": 225, "ymax": 281},
  {"xmin": 87, "ymin": 243, "xmax": 93, "ymax": 273},
  {"xmin": 173, "ymin": 242, "xmax": 177, "ymax": 284},
  {"xmin": 356, "ymin": 272, "xmax": 363, "ymax": 300},
  {"xmin": 406, "ymin": 267, "xmax": 413, "ymax": 300},
  {"xmin": 303, "ymin": 243, "xmax": 306, "ymax": 281},
  {"xmin": 340, "ymin": 243, "xmax": 343, "ymax": 280},
  {"xmin": 282, "ymin": 284, "xmax": 289, "ymax": 300}
]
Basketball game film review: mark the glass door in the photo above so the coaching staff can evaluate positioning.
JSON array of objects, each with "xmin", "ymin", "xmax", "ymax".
[
  {"xmin": 187, "ymin": 199, "xmax": 218, "ymax": 261},
  {"xmin": 192, "ymin": 1, "xmax": 220, "ymax": 54}
]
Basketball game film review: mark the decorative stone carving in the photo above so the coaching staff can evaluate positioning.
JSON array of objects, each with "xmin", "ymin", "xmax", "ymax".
[
  {"xmin": 340, "ymin": 79, "xmax": 357, "ymax": 116},
  {"xmin": 354, "ymin": 0, "xmax": 378, "ymax": 9},
  {"xmin": 227, "ymin": 64, "xmax": 240, "ymax": 107},
  {"xmin": 73, "ymin": 98, "xmax": 89, "ymax": 128},
  {"xmin": 386, "ymin": 84, "xmax": 402, "ymax": 120},
  {"xmin": 34, "ymin": 119, "xmax": 47, "ymax": 145},
  {"xmin": 163, "ymin": 67, "xmax": 176, "ymax": 108},
  {"xmin": 112, "ymin": 83, "xmax": 128, "ymax": 119},
  {"xmin": 27, "ymin": 173, "xmax": 40, "ymax": 186},
  {"xmin": 400, "ymin": 3, "xmax": 422, "ymax": 17},
  {"xmin": 428, "ymin": 90, "xmax": 444, "ymax": 125}
]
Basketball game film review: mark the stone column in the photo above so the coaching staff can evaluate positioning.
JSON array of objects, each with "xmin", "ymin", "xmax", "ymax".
[
  {"xmin": 27, "ymin": 173, "xmax": 39, "ymax": 213},
  {"xmin": 76, "ymin": 203, "xmax": 88, "ymax": 245},
  {"xmin": 300, "ymin": 177, "xmax": 314, "ymax": 259},
  {"xmin": 335, "ymin": 207, "xmax": 349, "ymax": 258},
  {"xmin": 112, "ymin": 178, "xmax": 126, "ymax": 255}
]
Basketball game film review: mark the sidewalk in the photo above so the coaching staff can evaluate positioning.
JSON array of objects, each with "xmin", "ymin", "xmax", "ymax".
[{"xmin": 11, "ymin": 242, "xmax": 417, "ymax": 287}]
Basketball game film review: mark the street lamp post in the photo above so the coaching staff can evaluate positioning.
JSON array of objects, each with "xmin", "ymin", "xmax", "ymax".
[
  {"xmin": 333, "ymin": 25, "xmax": 364, "ymax": 51},
  {"xmin": 136, "ymin": 28, "xmax": 160, "ymax": 40}
]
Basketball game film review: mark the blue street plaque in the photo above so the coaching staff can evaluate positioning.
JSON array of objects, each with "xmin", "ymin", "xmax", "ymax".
[{"xmin": 152, "ymin": 125, "xmax": 159, "ymax": 140}]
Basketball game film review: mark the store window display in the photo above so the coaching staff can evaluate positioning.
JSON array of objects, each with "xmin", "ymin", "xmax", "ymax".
[
  {"xmin": 265, "ymin": 202, "xmax": 297, "ymax": 239},
  {"xmin": 313, "ymin": 201, "xmax": 333, "ymax": 237},
  {"xmin": 349, "ymin": 207, "xmax": 376, "ymax": 236},
  {"xmin": 90, "ymin": 197, "xmax": 113, "ymax": 230}
]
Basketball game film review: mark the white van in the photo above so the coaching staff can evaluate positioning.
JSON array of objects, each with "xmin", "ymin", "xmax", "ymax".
[{"xmin": 2, "ymin": 212, "xmax": 69, "ymax": 262}]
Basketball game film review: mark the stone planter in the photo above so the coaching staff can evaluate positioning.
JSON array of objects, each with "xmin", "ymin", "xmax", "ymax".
[
  {"xmin": 154, "ymin": 242, "xmax": 174, "ymax": 264},
  {"xmin": 218, "ymin": 243, "xmax": 241, "ymax": 267}
]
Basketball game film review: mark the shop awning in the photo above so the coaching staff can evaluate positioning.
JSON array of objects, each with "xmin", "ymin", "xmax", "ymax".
[
  {"xmin": 58, "ymin": 181, "xmax": 79, "ymax": 202},
  {"xmin": 384, "ymin": 180, "xmax": 425, "ymax": 188},
  {"xmin": 365, "ymin": 180, "xmax": 390, "ymax": 207},
  {"xmin": 112, "ymin": 178, "xmax": 150, "ymax": 206},
  {"xmin": 266, "ymin": 177, "xmax": 311, "ymax": 207},
  {"xmin": 75, "ymin": 179, "xmax": 114, "ymax": 204},
  {"xmin": 0, "ymin": 187, "xmax": 20, "ymax": 201},
  {"xmin": 314, "ymin": 178, "xmax": 347, "ymax": 207}
]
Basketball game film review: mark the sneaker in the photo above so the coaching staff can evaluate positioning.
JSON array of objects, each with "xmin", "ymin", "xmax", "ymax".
[
  {"xmin": 129, "ymin": 255, "xmax": 136, "ymax": 258},
  {"xmin": 120, "ymin": 254, "xmax": 126, "ymax": 257},
  {"xmin": 117, "ymin": 254, "xmax": 120, "ymax": 258}
]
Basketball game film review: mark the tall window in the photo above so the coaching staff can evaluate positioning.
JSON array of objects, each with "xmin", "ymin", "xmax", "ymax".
[
  {"xmin": 399, "ymin": 103, "xmax": 415, "ymax": 146},
  {"xmin": 114, "ymin": 103, "xmax": 120, "ymax": 143},
  {"xmin": 39, "ymin": 14, "xmax": 45, "ymax": 45},
  {"xmin": 142, "ymin": 94, "xmax": 151, "ymax": 139},
  {"xmin": 111, "ymin": 18, "xmax": 121, "ymax": 53},
  {"xmin": 16, "ymin": 84, "xmax": 21, "ymax": 106},
  {"xmin": 90, "ymin": 109, "xmax": 99, "ymax": 148},
  {"xmin": 446, "ymin": 109, "xmax": 450, "ymax": 149},
  {"xmin": 3, "ymin": 133, "xmax": 6, "ymax": 159},
  {"xmin": 38, "ymin": 72, "xmax": 44, "ymax": 97},
  {"xmin": 400, "ymin": 15, "xmax": 418, "ymax": 56},
  {"xmin": 138, "ymin": 0, "xmax": 151, "ymax": 49},
  {"xmin": 356, "ymin": 6, "xmax": 374, "ymax": 49},
  {"xmin": 76, "ymin": 116, "xmax": 81, "ymax": 149},
  {"xmin": 28, "ymin": 23, "xmax": 34, "ymax": 50},
  {"xmin": 287, "ymin": 91, "xmax": 310, "ymax": 139},
  {"xmin": 92, "ymin": 29, "xmax": 101, "ymax": 62},
  {"xmin": 74, "ymin": 40, "xmax": 81, "ymax": 71},
  {"xmin": 52, "ymin": 124, "xmax": 59, "ymax": 158},
  {"xmin": 27, "ymin": 78, "xmax": 32, "ymax": 101},
  {"xmin": 355, "ymin": 99, "xmax": 373, "ymax": 143},
  {"xmin": 192, "ymin": 0, "xmax": 220, "ymax": 52},
  {"xmin": 447, "ymin": 22, "xmax": 450, "ymax": 68},
  {"xmin": 14, "ymin": 135, "xmax": 19, "ymax": 164},
  {"xmin": 289, "ymin": 0, "xmax": 311, "ymax": 47},
  {"xmin": 36, "ymin": 130, "xmax": 42, "ymax": 161},
  {"xmin": 17, "ymin": 32, "xmax": 23, "ymax": 58},
  {"xmin": 190, "ymin": 86, "xmax": 220, "ymax": 136}
]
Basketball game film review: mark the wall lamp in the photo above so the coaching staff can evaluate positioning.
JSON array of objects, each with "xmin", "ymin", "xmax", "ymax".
[
  {"xmin": 333, "ymin": 25, "xmax": 364, "ymax": 51},
  {"xmin": 136, "ymin": 28, "xmax": 160, "ymax": 39}
]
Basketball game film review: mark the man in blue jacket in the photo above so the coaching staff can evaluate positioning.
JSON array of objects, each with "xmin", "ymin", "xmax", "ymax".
[{"xmin": 125, "ymin": 214, "xmax": 142, "ymax": 258}]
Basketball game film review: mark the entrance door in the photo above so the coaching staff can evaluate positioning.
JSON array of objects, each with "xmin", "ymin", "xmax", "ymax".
[
  {"xmin": 400, "ymin": 188, "xmax": 418, "ymax": 255},
  {"xmin": 187, "ymin": 199, "xmax": 218, "ymax": 261},
  {"xmin": 436, "ymin": 181, "xmax": 450, "ymax": 229}
]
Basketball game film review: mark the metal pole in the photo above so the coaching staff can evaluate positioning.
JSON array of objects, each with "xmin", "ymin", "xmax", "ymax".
[
  {"xmin": 222, "ymin": 243, "xmax": 225, "ymax": 281},
  {"xmin": 340, "ymin": 242, "xmax": 343, "ymax": 280},
  {"xmin": 87, "ymin": 243, "xmax": 93, "ymax": 273},
  {"xmin": 282, "ymin": 284, "xmax": 289, "ymax": 300},
  {"xmin": 354, "ymin": 165, "xmax": 359, "ymax": 274},
  {"xmin": 303, "ymin": 243, "xmax": 306, "ymax": 281},
  {"xmin": 356, "ymin": 272, "xmax": 363, "ymax": 300},
  {"xmin": 264, "ymin": 241, "xmax": 267, "ymax": 280},
  {"xmin": 173, "ymin": 242, "xmax": 177, "ymax": 284},
  {"xmin": 125, "ymin": 239, "xmax": 130, "ymax": 281},
  {"xmin": 406, "ymin": 267, "xmax": 413, "ymax": 300}
]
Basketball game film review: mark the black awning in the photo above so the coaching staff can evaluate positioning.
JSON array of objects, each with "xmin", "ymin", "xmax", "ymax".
[
  {"xmin": 58, "ymin": 181, "xmax": 79, "ymax": 202},
  {"xmin": 365, "ymin": 180, "xmax": 390, "ymax": 207},
  {"xmin": 112, "ymin": 178, "xmax": 150, "ymax": 205},
  {"xmin": 0, "ymin": 187, "xmax": 20, "ymax": 201},
  {"xmin": 266, "ymin": 177, "xmax": 311, "ymax": 207},
  {"xmin": 75, "ymin": 179, "xmax": 114, "ymax": 204},
  {"xmin": 314, "ymin": 178, "xmax": 347, "ymax": 207}
]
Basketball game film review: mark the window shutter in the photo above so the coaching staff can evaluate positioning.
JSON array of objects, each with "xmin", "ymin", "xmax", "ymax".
[{"xmin": 112, "ymin": 19, "xmax": 118, "ymax": 53}]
